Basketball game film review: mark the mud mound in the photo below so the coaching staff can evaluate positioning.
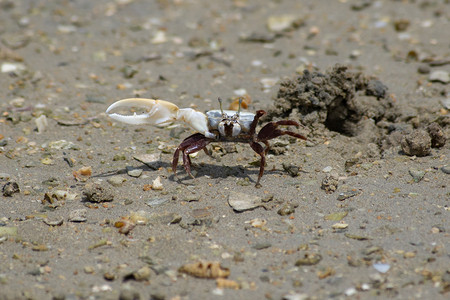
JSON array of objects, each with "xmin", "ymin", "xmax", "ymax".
[{"xmin": 268, "ymin": 64, "xmax": 397, "ymax": 136}]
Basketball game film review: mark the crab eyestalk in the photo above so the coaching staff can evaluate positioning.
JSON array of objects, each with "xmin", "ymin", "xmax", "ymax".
[
  {"xmin": 217, "ymin": 97, "xmax": 226, "ymax": 119},
  {"xmin": 237, "ymin": 97, "xmax": 243, "ymax": 115}
]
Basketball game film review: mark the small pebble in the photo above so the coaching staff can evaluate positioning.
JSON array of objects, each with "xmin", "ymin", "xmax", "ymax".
[
  {"xmin": 277, "ymin": 203, "xmax": 296, "ymax": 216},
  {"xmin": 322, "ymin": 166, "xmax": 333, "ymax": 173},
  {"xmin": 253, "ymin": 242, "xmax": 272, "ymax": 250},
  {"xmin": 344, "ymin": 287, "xmax": 357, "ymax": 296},
  {"xmin": 228, "ymin": 191, "xmax": 263, "ymax": 212},
  {"xmin": 408, "ymin": 168, "xmax": 425, "ymax": 182},
  {"xmin": 429, "ymin": 70, "xmax": 449, "ymax": 83},
  {"xmin": 127, "ymin": 167, "xmax": 143, "ymax": 178},
  {"xmin": 321, "ymin": 171, "xmax": 339, "ymax": 194},
  {"xmin": 2, "ymin": 181, "xmax": 20, "ymax": 197},
  {"xmin": 107, "ymin": 176, "xmax": 126, "ymax": 187},
  {"xmin": 146, "ymin": 198, "xmax": 169, "ymax": 208},
  {"xmin": 69, "ymin": 209, "xmax": 87, "ymax": 222},
  {"xmin": 417, "ymin": 65, "xmax": 430, "ymax": 74},
  {"xmin": 119, "ymin": 285, "xmax": 141, "ymax": 300},
  {"xmin": 267, "ymin": 15, "xmax": 301, "ymax": 32},
  {"xmin": 441, "ymin": 166, "xmax": 450, "ymax": 174},
  {"xmin": 151, "ymin": 176, "xmax": 163, "ymax": 190}
]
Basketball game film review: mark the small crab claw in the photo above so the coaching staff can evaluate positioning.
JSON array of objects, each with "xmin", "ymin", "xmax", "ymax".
[{"xmin": 106, "ymin": 98, "xmax": 216, "ymax": 139}]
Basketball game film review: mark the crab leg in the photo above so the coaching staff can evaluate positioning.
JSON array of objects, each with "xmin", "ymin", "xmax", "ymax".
[
  {"xmin": 172, "ymin": 133, "xmax": 211, "ymax": 179},
  {"xmin": 250, "ymin": 141, "xmax": 266, "ymax": 187}
]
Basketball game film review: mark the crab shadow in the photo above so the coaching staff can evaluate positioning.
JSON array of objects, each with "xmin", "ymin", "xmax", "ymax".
[
  {"xmin": 168, "ymin": 161, "xmax": 284, "ymax": 185},
  {"xmin": 93, "ymin": 160, "xmax": 286, "ymax": 185}
]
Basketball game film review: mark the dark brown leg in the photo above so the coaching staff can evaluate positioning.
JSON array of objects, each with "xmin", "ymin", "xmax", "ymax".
[
  {"xmin": 172, "ymin": 133, "xmax": 211, "ymax": 179},
  {"xmin": 249, "ymin": 110, "xmax": 267, "ymax": 136},
  {"xmin": 257, "ymin": 121, "xmax": 307, "ymax": 141},
  {"xmin": 250, "ymin": 141, "xmax": 266, "ymax": 187}
]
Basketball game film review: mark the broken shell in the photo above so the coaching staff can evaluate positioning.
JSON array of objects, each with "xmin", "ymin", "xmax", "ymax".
[
  {"xmin": 216, "ymin": 278, "xmax": 240, "ymax": 289},
  {"xmin": 178, "ymin": 261, "xmax": 230, "ymax": 279},
  {"xmin": 151, "ymin": 176, "xmax": 163, "ymax": 190}
]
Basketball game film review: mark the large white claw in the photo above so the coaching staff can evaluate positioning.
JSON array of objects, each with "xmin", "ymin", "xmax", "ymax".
[{"xmin": 106, "ymin": 98, "xmax": 215, "ymax": 138}]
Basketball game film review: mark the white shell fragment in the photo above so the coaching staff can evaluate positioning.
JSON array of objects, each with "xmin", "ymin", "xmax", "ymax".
[
  {"xmin": 373, "ymin": 262, "xmax": 390, "ymax": 273},
  {"xmin": 152, "ymin": 176, "xmax": 163, "ymax": 190},
  {"xmin": 1, "ymin": 62, "xmax": 26, "ymax": 73},
  {"xmin": 35, "ymin": 115, "xmax": 48, "ymax": 133}
]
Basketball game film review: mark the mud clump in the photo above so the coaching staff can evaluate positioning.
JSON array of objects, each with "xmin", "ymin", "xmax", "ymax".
[
  {"xmin": 427, "ymin": 122, "xmax": 446, "ymax": 148},
  {"xmin": 267, "ymin": 64, "xmax": 396, "ymax": 137},
  {"xmin": 401, "ymin": 129, "xmax": 432, "ymax": 157},
  {"xmin": 83, "ymin": 182, "xmax": 114, "ymax": 202}
]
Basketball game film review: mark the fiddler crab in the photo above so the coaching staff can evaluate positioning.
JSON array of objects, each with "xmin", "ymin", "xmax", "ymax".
[{"xmin": 106, "ymin": 97, "xmax": 306, "ymax": 186}]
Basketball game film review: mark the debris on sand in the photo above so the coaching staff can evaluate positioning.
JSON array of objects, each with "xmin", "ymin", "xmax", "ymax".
[{"xmin": 179, "ymin": 261, "xmax": 230, "ymax": 279}]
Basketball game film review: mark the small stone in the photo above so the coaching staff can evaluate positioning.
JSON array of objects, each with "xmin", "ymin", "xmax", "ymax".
[
  {"xmin": 441, "ymin": 98, "xmax": 450, "ymax": 109},
  {"xmin": 228, "ymin": 191, "xmax": 263, "ymax": 212},
  {"xmin": 321, "ymin": 171, "xmax": 339, "ymax": 194},
  {"xmin": 84, "ymin": 266, "xmax": 95, "ymax": 274},
  {"xmin": 282, "ymin": 293, "xmax": 309, "ymax": 300},
  {"xmin": 119, "ymin": 285, "xmax": 141, "ymax": 300},
  {"xmin": 48, "ymin": 140, "xmax": 79, "ymax": 150},
  {"xmin": 344, "ymin": 287, "xmax": 357, "ymax": 296},
  {"xmin": 107, "ymin": 176, "xmax": 126, "ymax": 187},
  {"xmin": 152, "ymin": 30, "xmax": 167, "ymax": 44},
  {"xmin": 429, "ymin": 70, "xmax": 449, "ymax": 83},
  {"xmin": 408, "ymin": 168, "xmax": 425, "ymax": 183},
  {"xmin": 401, "ymin": 130, "xmax": 431, "ymax": 157},
  {"xmin": 151, "ymin": 176, "xmax": 163, "ymax": 190},
  {"xmin": 322, "ymin": 166, "xmax": 333, "ymax": 173},
  {"xmin": 2, "ymin": 181, "xmax": 20, "ymax": 197},
  {"xmin": 417, "ymin": 65, "xmax": 430, "ymax": 74},
  {"xmin": 295, "ymin": 253, "xmax": 322, "ymax": 266},
  {"xmin": 337, "ymin": 190, "xmax": 361, "ymax": 201},
  {"xmin": 69, "ymin": 209, "xmax": 87, "ymax": 222},
  {"xmin": 146, "ymin": 198, "xmax": 169, "ymax": 208},
  {"xmin": 43, "ymin": 217, "xmax": 64, "ymax": 226},
  {"xmin": 277, "ymin": 203, "xmax": 296, "ymax": 216},
  {"xmin": 83, "ymin": 182, "xmax": 114, "ymax": 202},
  {"xmin": 403, "ymin": 251, "xmax": 416, "ymax": 258},
  {"xmin": 267, "ymin": 15, "xmax": 303, "ymax": 32},
  {"xmin": 126, "ymin": 167, "xmax": 143, "ymax": 178},
  {"xmin": 441, "ymin": 166, "xmax": 450, "ymax": 174},
  {"xmin": 253, "ymin": 242, "xmax": 271, "ymax": 250},
  {"xmin": 282, "ymin": 163, "xmax": 300, "ymax": 177},
  {"xmin": 427, "ymin": 122, "xmax": 446, "ymax": 148},
  {"xmin": 332, "ymin": 223, "xmax": 348, "ymax": 229},
  {"xmin": 325, "ymin": 211, "xmax": 348, "ymax": 221}
]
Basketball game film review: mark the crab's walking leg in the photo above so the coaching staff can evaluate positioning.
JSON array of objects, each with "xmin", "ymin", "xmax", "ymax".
[
  {"xmin": 250, "ymin": 141, "xmax": 266, "ymax": 187},
  {"xmin": 172, "ymin": 133, "xmax": 211, "ymax": 179},
  {"xmin": 249, "ymin": 110, "xmax": 267, "ymax": 136},
  {"xmin": 257, "ymin": 121, "xmax": 307, "ymax": 141}
]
